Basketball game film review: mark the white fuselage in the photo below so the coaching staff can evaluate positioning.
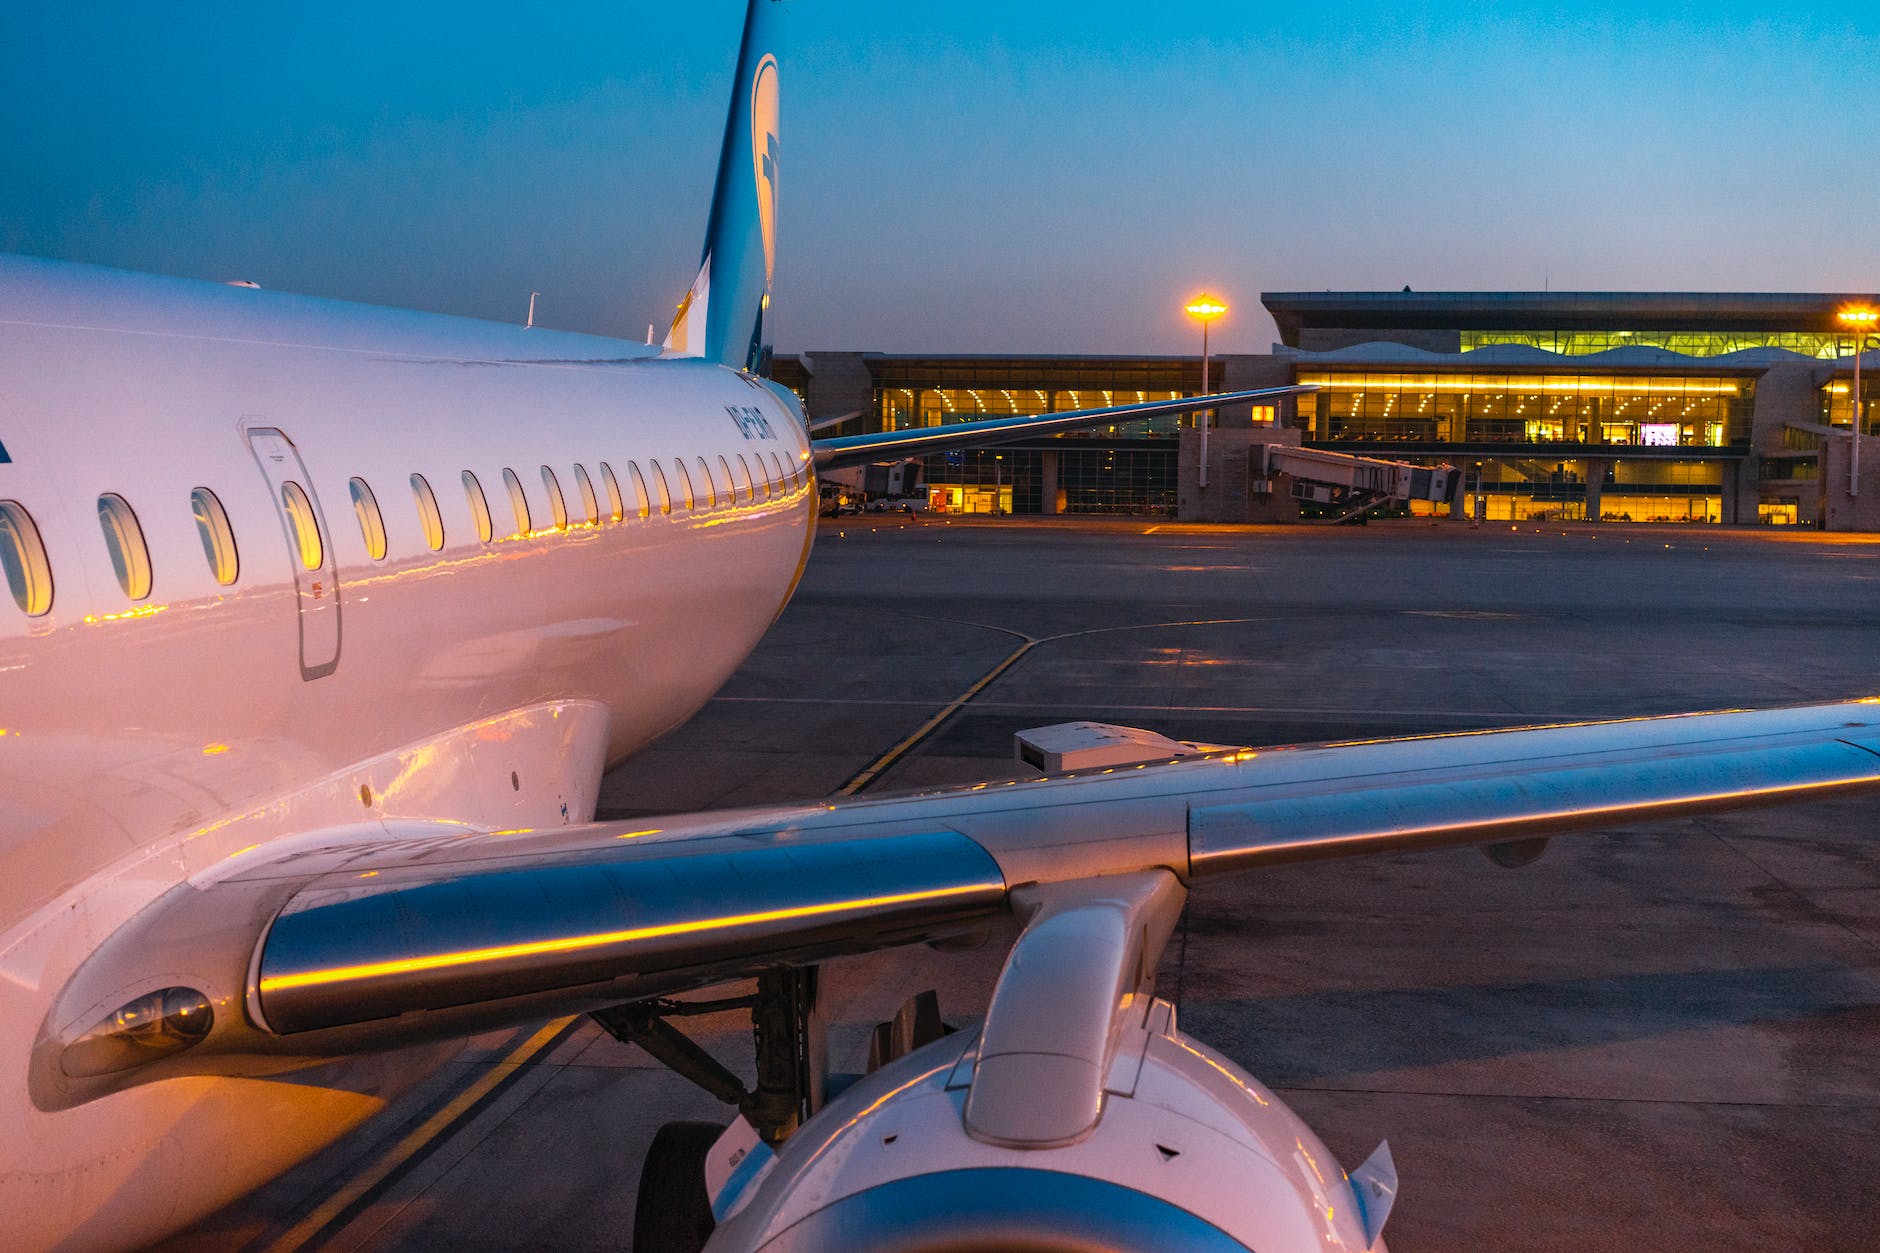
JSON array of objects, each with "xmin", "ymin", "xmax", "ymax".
[{"xmin": 0, "ymin": 254, "xmax": 815, "ymax": 1249}]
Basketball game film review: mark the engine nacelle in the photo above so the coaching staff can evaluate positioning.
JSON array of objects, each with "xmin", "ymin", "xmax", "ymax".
[{"xmin": 704, "ymin": 999, "xmax": 1393, "ymax": 1252}]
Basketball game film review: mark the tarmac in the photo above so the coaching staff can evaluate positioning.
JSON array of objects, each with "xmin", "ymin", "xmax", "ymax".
[{"xmin": 159, "ymin": 514, "xmax": 1880, "ymax": 1252}]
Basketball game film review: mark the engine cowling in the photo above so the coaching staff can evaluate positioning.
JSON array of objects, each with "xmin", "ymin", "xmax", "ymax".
[{"xmin": 704, "ymin": 998, "xmax": 1392, "ymax": 1252}]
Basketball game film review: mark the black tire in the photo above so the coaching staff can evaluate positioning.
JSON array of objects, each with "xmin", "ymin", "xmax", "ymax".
[{"xmin": 632, "ymin": 1120, "xmax": 723, "ymax": 1253}]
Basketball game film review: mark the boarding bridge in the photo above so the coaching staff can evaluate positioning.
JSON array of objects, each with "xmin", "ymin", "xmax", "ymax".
[{"xmin": 1253, "ymin": 444, "xmax": 1460, "ymax": 521}]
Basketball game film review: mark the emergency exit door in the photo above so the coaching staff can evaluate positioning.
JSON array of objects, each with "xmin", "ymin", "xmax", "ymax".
[{"xmin": 245, "ymin": 426, "xmax": 342, "ymax": 679}]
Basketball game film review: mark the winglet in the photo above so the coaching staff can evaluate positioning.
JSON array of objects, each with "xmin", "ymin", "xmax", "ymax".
[{"xmin": 665, "ymin": 0, "xmax": 782, "ymax": 371}]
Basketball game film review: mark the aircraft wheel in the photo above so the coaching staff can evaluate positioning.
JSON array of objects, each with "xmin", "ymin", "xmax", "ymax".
[{"xmin": 632, "ymin": 1120, "xmax": 722, "ymax": 1252}]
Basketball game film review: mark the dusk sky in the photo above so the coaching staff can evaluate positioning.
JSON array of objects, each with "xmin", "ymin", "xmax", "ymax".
[{"xmin": 2, "ymin": 2, "xmax": 1875, "ymax": 356}]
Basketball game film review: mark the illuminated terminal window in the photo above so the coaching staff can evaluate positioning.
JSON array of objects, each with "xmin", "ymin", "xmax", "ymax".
[
  {"xmin": 1297, "ymin": 372, "xmax": 1753, "ymax": 447},
  {"xmin": 1462, "ymin": 330, "xmax": 1851, "ymax": 359},
  {"xmin": 1819, "ymin": 377, "xmax": 1880, "ymax": 435},
  {"xmin": 1458, "ymin": 458, "xmax": 1724, "ymax": 523}
]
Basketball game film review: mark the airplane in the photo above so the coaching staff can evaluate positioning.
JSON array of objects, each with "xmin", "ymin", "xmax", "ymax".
[{"xmin": 5, "ymin": 2, "xmax": 1880, "ymax": 1250}]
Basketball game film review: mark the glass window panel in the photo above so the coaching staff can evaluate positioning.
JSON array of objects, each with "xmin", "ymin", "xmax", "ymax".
[
  {"xmin": 571, "ymin": 464, "xmax": 600, "ymax": 526},
  {"xmin": 191, "ymin": 487, "xmax": 240, "ymax": 584},
  {"xmin": 97, "ymin": 493, "xmax": 153, "ymax": 599},
  {"xmin": 461, "ymin": 471, "xmax": 493, "ymax": 543},
  {"xmin": 501, "ymin": 468, "xmax": 531, "ymax": 537},
  {"xmin": 278, "ymin": 482, "xmax": 323, "ymax": 572},
  {"xmin": 411, "ymin": 474, "xmax": 445, "ymax": 551},
  {"xmin": 348, "ymin": 478, "xmax": 387, "ymax": 560},
  {"xmin": 0, "ymin": 499, "xmax": 53, "ymax": 615},
  {"xmin": 539, "ymin": 466, "xmax": 568, "ymax": 531}
]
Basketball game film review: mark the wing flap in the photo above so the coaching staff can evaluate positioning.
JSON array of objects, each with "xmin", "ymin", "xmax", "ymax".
[{"xmin": 256, "ymin": 830, "xmax": 1006, "ymax": 1034}]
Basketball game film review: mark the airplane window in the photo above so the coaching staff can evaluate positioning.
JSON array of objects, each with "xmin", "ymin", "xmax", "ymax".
[
  {"xmin": 461, "ymin": 471, "xmax": 493, "ymax": 544},
  {"xmin": 96, "ymin": 493, "xmax": 153, "ymax": 600},
  {"xmin": 411, "ymin": 474, "xmax": 445, "ymax": 551},
  {"xmin": 767, "ymin": 451, "xmax": 786, "ymax": 488},
  {"xmin": 501, "ymin": 467, "xmax": 531, "ymax": 538},
  {"xmin": 696, "ymin": 457, "xmax": 720, "ymax": 508},
  {"xmin": 599, "ymin": 462, "xmax": 626, "ymax": 523},
  {"xmin": 0, "ymin": 500, "xmax": 53, "ymax": 616},
  {"xmin": 190, "ymin": 487, "xmax": 239, "ymax": 585},
  {"xmin": 349, "ymin": 478, "xmax": 388, "ymax": 560},
  {"xmin": 653, "ymin": 461, "xmax": 676, "ymax": 514},
  {"xmin": 673, "ymin": 459, "xmax": 695, "ymax": 511},
  {"xmin": 719, "ymin": 455, "xmax": 743, "ymax": 504},
  {"xmin": 278, "ymin": 482, "xmax": 324, "ymax": 572},
  {"xmin": 734, "ymin": 454, "xmax": 756, "ymax": 502},
  {"xmin": 571, "ymin": 463, "xmax": 600, "ymax": 526},
  {"xmin": 627, "ymin": 462, "xmax": 651, "ymax": 519},
  {"xmin": 539, "ymin": 466, "xmax": 569, "ymax": 531}
]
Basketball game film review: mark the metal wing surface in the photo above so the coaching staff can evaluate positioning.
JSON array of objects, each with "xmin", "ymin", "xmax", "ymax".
[
  {"xmin": 809, "ymin": 387, "xmax": 1313, "ymax": 471},
  {"xmin": 41, "ymin": 699, "xmax": 1880, "ymax": 1102}
]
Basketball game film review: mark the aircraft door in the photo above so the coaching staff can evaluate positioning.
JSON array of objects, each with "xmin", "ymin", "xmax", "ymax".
[{"xmin": 245, "ymin": 427, "xmax": 342, "ymax": 679}]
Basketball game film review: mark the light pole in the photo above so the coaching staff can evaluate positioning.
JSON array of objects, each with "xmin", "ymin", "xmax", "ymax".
[
  {"xmin": 1185, "ymin": 294, "xmax": 1227, "ymax": 488},
  {"xmin": 1841, "ymin": 306, "xmax": 1878, "ymax": 498}
]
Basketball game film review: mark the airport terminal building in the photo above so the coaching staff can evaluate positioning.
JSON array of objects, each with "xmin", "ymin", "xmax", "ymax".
[{"xmin": 773, "ymin": 291, "xmax": 1880, "ymax": 526}]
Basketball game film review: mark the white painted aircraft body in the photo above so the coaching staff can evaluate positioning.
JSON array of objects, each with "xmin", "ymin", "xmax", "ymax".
[{"xmin": 0, "ymin": 254, "xmax": 815, "ymax": 1247}]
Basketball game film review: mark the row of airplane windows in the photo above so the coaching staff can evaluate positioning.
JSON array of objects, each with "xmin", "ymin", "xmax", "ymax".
[{"xmin": 0, "ymin": 448, "xmax": 807, "ymax": 619}]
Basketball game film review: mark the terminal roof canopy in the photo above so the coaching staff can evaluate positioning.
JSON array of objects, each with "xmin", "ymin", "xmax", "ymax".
[{"xmin": 1261, "ymin": 291, "xmax": 1880, "ymax": 346}]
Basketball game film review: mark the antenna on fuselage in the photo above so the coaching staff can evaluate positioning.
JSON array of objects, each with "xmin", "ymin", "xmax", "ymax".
[
  {"xmin": 647, "ymin": 323, "xmax": 655, "ymax": 345},
  {"xmin": 525, "ymin": 291, "xmax": 541, "ymax": 329}
]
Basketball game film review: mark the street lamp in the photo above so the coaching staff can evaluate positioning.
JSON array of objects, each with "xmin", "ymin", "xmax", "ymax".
[
  {"xmin": 1841, "ymin": 306, "xmax": 1878, "ymax": 497},
  {"xmin": 1185, "ymin": 294, "xmax": 1227, "ymax": 488}
]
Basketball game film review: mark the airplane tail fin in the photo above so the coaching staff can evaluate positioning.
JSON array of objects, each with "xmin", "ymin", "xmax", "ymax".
[{"xmin": 664, "ymin": 0, "xmax": 782, "ymax": 372}]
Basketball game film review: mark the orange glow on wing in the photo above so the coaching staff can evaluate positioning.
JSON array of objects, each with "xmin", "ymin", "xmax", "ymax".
[{"xmin": 259, "ymin": 880, "xmax": 1003, "ymax": 993}]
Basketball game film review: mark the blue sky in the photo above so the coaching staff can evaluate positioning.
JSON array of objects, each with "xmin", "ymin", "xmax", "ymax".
[{"xmin": 1, "ymin": 2, "xmax": 1875, "ymax": 354}]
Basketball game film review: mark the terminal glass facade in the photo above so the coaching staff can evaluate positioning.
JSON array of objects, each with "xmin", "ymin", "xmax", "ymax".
[
  {"xmin": 880, "ymin": 387, "xmax": 1188, "ymax": 439},
  {"xmin": 1298, "ymin": 371, "xmax": 1754, "ymax": 447},
  {"xmin": 1462, "ymin": 330, "xmax": 1850, "ymax": 359},
  {"xmin": 1818, "ymin": 377, "xmax": 1880, "ymax": 434},
  {"xmin": 1462, "ymin": 458, "xmax": 1726, "ymax": 523}
]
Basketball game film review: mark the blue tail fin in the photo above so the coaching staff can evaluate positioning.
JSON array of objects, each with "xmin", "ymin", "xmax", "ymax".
[{"xmin": 664, "ymin": 0, "xmax": 782, "ymax": 372}]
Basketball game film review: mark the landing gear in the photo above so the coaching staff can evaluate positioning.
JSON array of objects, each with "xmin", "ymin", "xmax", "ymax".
[
  {"xmin": 594, "ymin": 968, "xmax": 827, "ymax": 1252},
  {"xmin": 630, "ymin": 1121, "xmax": 720, "ymax": 1253},
  {"xmin": 593, "ymin": 967, "xmax": 824, "ymax": 1146}
]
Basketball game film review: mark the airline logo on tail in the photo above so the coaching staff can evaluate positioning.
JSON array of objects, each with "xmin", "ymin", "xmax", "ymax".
[
  {"xmin": 664, "ymin": 0, "xmax": 781, "ymax": 371},
  {"xmin": 751, "ymin": 54, "xmax": 778, "ymax": 291}
]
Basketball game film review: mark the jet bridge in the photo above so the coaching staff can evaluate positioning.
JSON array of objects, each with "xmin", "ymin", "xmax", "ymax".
[{"xmin": 1254, "ymin": 444, "xmax": 1460, "ymax": 521}]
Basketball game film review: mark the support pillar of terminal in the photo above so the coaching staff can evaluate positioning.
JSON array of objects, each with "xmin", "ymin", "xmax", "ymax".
[
  {"xmin": 1583, "ymin": 457, "xmax": 1606, "ymax": 522},
  {"xmin": 1040, "ymin": 450, "xmax": 1060, "ymax": 516},
  {"xmin": 1816, "ymin": 433, "xmax": 1880, "ymax": 530},
  {"xmin": 1178, "ymin": 427, "xmax": 1302, "ymax": 522}
]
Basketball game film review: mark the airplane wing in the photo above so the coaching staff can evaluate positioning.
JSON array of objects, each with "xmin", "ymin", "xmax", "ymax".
[
  {"xmin": 38, "ymin": 698, "xmax": 1880, "ymax": 1109},
  {"xmin": 809, "ymin": 386, "xmax": 1313, "ymax": 471}
]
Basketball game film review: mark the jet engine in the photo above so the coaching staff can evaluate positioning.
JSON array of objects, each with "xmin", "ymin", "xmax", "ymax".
[{"xmin": 698, "ymin": 997, "xmax": 1395, "ymax": 1252}]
